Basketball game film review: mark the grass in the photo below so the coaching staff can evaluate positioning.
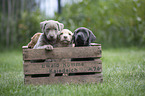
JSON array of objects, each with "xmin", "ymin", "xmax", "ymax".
[{"xmin": 0, "ymin": 48, "xmax": 145, "ymax": 96}]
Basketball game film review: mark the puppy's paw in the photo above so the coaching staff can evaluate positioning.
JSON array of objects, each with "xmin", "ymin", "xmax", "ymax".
[{"xmin": 45, "ymin": 45, "xmax": 53, "ymax": 51}]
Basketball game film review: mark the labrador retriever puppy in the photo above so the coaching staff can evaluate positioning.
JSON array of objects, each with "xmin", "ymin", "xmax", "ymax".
[
  {"xmin": 28, "ymin": 32, "xmax": 42, "ymax": 48},
  {"xmin": 73, "ymin": 27, "xmax": 96, "ymax": 47},
  {"xmin": 58, "ymin": 29, "xmax": 73, "ymax": 47},
  {"xmin": 33, "ymin": 20, "xmax": 64, "ymax": 50},
  {"xmin": 72, "ymin": 27, "xmax": 96, "ymax": 61},
  {"xmin": 45, "ymin": 29, "xmax": 73, "ymax": 63}
]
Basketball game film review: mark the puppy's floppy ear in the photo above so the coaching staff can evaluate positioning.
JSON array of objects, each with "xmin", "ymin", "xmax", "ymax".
[
  {"xmin": 59, "ymin": 23, "xmax": 64, "ymax": 31},
  {"xmin": 72, "ymin": 34, "xmax": 75, "ymax": 43},
  {"xmin": 40, "ymin": 21, "xmax": 48, "ymax": 33},
  {"xmin": 72, "ymin": 29, "xmax": 79, "ymax": 43},
  {"xmin": 40, "ymin": 22, "xmax": 43, "ymax": 30},
  {"xmin": 88, "ymin": 29, "xmax": 96, "ymax": 44},
  {"xmin": 57, "ymin": 22, "xmax": 64, "ymax": 31},
  {"xmin": 40, "ymin": 21, "xmax": 47, "ymax": 29},
  {"xmin": 71, "ymin": 33, "xmax": 74, "ymax": 43},
  {"xmin": 57, "ymin": 31, "xmax": 61, "ymax": 39}
]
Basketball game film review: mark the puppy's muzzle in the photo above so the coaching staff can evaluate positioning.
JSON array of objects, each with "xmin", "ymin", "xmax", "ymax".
[
  {"xmin": 50, "ymin": 35, "xmax": 54, "ymax": 39},
  {"xmin": 64, "ymin": 36, "xmax": 67, "ymax": 39},
  {"xmin": 76, "ymin": 34, "xmax": 84, "ymax": 41}
]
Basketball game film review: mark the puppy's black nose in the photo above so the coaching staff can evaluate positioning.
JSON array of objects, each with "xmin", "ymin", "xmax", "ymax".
[
  {"xmin": 50, "ymin": 35, "xmax": 54, "ymax": 38},
  {"xmin": 78, "ymin": 35, "xmax": 81, "ymax": 38},
  {"xmin": 64, "ymin": 36, "xmax": 67, "ymax": 39}
]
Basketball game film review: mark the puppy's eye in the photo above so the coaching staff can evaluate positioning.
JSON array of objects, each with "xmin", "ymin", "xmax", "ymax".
[
  {"xmin": 69, "ymin": 33, "xmax": 71, "ymax": 35},
  {"xmin": 60, "ymin": 33, "xmax": 63, "ymax": 35}
]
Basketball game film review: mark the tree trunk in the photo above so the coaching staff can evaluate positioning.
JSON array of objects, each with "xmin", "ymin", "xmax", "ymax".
[
  {"xmin": 1, "ymin": 0, "xmax": 5, "ymax": 46},
  {"xmin": 16, "ymin": 0, "xmax": 20, "ymax": 44},
  {"xmin": 21, "ymin": 0, "xmax": 24, "ymax": 14},
  {"xmin": 6, "ymin": 0, "xmax": 11, "ymax": 47},
  {"xmin": 58, "ymin": 0, "xmax": 61, "ymax": 14},
  {"xmin": 11, "ymin": 0, "xmax": 16, "ymax": 47}
]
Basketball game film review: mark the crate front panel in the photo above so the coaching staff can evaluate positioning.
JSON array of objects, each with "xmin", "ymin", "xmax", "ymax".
[
  {"xmin": 24, "ymin": 73, "xmax": 103, "ymax": 85},
  {"xmin": 23, "ymin": 46, "xmax": 102, "ymax": 60},
  {"xmin": 24, "ymin": 59, "xmax": 102, "ymax": 75}
]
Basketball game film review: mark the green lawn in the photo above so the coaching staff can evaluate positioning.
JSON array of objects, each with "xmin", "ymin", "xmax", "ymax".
[{"xmin": 0, "ymin": 48, "xmax": 145, "ymax": 96}]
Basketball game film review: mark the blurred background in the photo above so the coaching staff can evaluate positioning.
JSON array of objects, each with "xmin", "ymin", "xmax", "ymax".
[{"xmin": 0, "ymin": 0, "xmax": 145, "ymax": 49}]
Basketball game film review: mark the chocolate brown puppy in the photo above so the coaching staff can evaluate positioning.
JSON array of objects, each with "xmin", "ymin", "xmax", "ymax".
[{"xmin": 28, "ymin": 33, "xmax": 42, "ymax": 48}]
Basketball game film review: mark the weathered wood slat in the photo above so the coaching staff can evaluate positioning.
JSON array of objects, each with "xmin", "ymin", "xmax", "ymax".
[
  {"xmin": 24, "ymin": 60, "xmax": 102, "ymax": 75},
  {"xmin": 22, "ymin": 46, "xmax": 28, "ymax": 49},
  {"xmin": 90, "ymin": 43, "xmax": 101, "ymax": 46},
  {"xmin": 23, "ymin": 46, "xmax": 102, "ymax": 60},
  {"xmin": 22, "ymin": 43, "xmax": 101, "ymax": 49},
  {"xmin": 23, "ymin": 43, "xmax": 103, "ymax": 84},
  {"xmin": 24, "ymin": 73, "xmax": 103, "ymax": 85}
]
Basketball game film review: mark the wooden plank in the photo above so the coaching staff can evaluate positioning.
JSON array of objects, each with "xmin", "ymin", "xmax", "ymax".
[
  {"xmin": 90, "ymin": 43, "xmax": 101, "ymax": 46},
  {"xmin": 22, "ymin": 43, "xmax": 103, "ymax": 84},
  {"xmin": 24, "ymin": 73, "xmax": 103, "ymax": 85},
  {"xmin": 22, "ymin": 43, "xmax": 101, "ymax": 49},
  {"xmin": 22, "ymin": 46, "xmax": 28, "ymax": 49},
  {"xmin": 23, "ymin": 46, "xmax": 102, "ymax": 60},
  {"xmin": 24, "ymin": 60, "xmax": 102, "ymax": 75}
]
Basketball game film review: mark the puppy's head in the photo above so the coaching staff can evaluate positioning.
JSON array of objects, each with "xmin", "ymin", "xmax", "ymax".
[
  {"xmin": 59, "ymin": 29, "xmax": 73, "ymax": 44},
  {"xmin": 40, "ymin": 20, "xmax": 64, "ymax": 40},
  {"xmin": 73, "ymin": 27, "xmax": 96, "ymax": 46}
]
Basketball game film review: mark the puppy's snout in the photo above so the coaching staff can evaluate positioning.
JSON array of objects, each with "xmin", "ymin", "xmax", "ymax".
[
  {"xmin": 64, "ymin": 36, "xmax": 67, "ymax": 39},
  {"xmin": 78, "ymin": 35, "xmax": 81, "ymax": 37},
  {"xmin": 77, "ymin": 34, "xmax": 82, "ymax": 39},
  {"xmin": 50, "ymin": 35, "xmax": 54, "ymax": 38}
]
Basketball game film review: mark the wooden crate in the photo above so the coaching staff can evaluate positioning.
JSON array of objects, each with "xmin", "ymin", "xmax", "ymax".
[{"xmin": 22, "ymin": 43, "xmax": 103, "ymax": 85}]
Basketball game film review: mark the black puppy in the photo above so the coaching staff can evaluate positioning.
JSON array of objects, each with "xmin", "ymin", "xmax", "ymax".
[{"xmin": 72, "ymin": 27, "xmax": 96, "ymax": 61}]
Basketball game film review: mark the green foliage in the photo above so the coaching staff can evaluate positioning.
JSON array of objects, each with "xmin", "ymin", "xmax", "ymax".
[
  {"xmin": 0, "ymin": 48, "xmax": 145, "ymax": 96},
  {"xmin": 0, "ymin": 0, "xmax": 44, "ymax": 48},
  {"xmin": 1, "ymin": 0, "xmax": 145, "ymax": 48},
  {"xmin": 55, "ymin": 0, "xmax": 145, "ymax": 48},
  {"xmin": 17, "ymin": 10, "xmax": 43, "ymax": 46}
]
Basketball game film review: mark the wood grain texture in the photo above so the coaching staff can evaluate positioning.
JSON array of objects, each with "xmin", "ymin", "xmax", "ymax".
[
  {"xmin": 22, "ymin": 43, "xmax": 103, "ymax": 84},
  {"xmin": 23, "ymin": 46, "xmax": 102, "ymax": 60},
  {"xmin": 24, "ymin": 73, "xmax": 103, "ymax": 85},
  {"xmin": 24, "ymin": 59, "xmax": 102, "ymax": 75},
  {"xmin": 22, "ymin": 43, "xmax": 101, "ymax": 49}
]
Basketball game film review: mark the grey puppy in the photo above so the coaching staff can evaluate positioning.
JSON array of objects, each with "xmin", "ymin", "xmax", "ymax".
[
  {"xmin": 33, "ymin": 20, "xmax": 64, "ymax": 50},
  {"xmin": 72, "ymin": 27, "xmax": 96, "ymax": 61},
  {"xmin": 73, "ymin": 27, "xmax": 96, "ymax": 47}
]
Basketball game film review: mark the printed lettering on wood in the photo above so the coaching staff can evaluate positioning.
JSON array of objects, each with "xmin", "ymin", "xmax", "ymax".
[{"xmin": 22, "ymin": 43, "xmax": 103, "ymax": 84}]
